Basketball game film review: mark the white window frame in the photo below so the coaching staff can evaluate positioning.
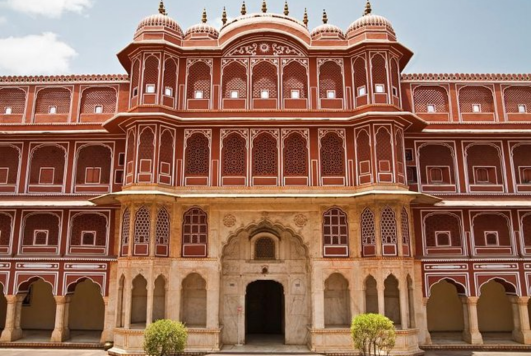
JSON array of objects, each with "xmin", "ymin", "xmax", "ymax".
[
  {"xmin": 0, "ymin": 167, "xmax": 8, "ymax": 184},
  {"xmin": 260, "ymin": 89, "xmax": 270, "ymax": 99},
  {"xmin": 132, "ymin": 87, "xmax": 139, "ymax": 97},
  {"xmin": 139, "ymin": 159, "xmax": 152, "ymax": 173},
  {"xmin": 94, "ymin": 105, "xmax": 104, "ymax": 114},
  {"xmin": 392, "ymin": 86, "xmax": 398, "ymax": 97},
  {"xmin": 164, "ymin": 87, "xmax": 173, "ymax": 97},
  {"xmin": 39, "ymin": 167, "xmax": 55, "ymax": 185},
  {"xmin": 358, "ymin": 86, "xmax": 367, "ymax": 97},
  {"xmin": 472, "ymin": 103, "xmax": 482, "ymax": 113},
  {"xmin": 194, "ymin": 90, "xmax": 204, "ymax": 99},
  {"xmin": 484, "ymin": 231, "xmax": 499, "ymax": 246},
  {"xmin": 427, "ymin": 104, "xmax": 436, "ymax": 113},
  {"xmin": 518, "ymin": 104, "xmax": 527, "ymax": 114},
  {"xmin": 375, "ymin": 84, "xmax": 385, "ymax": 94},
  {"xmin": 5, "ymin": 106, "xmax": 12, "ymax": 115},
  {"xmin": 81, "ymin": 230, "xmax": 97, "ymax": 246},
  {"xmin": 230, "ymin": 90, "xmax": 239, "ymax": 99},
  {"xmin": 326, "ymin": 90, "xmax": 336, "ymax": 99},
  {"xmin": 118, "ymin": 153, "xmax": 125, "ymax": 167},
  {"xmin": 474, "ymin": 166, "xmax": 493, "ymax": 184},
  {"xmin": 429, "ymin": 167, "xmax": 444, "ymax": 184},
  {"xmin": 84, "ymin": 167, "xmax": 102, "ymax": 185},
  {"xmin": 435, "ymin": 231, "xmax": 452, "ymax": 247},
  {"xmin": 521, "ymin": 167, "xmax": 531, "ymax": 184},
  {"xmin": 290, "ymin": 89, "xmax": 301, "ymax": 99},
  {"xmin": 146, "ymin": 84, "xmax": 156, "ymax": 94},
  {"xmin": 49, "ymin": 106, "xmax": 57, "ymax": 114},
  {"xmin": 33, "ymin": 229, "xmax": 49, "ymax": 246},
  {"xmin": 160, "ymin": 162, "xmax": 171, "ymax": 176}
]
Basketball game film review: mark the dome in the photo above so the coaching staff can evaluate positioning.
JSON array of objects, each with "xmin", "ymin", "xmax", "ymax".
[
  {"xmin": 185, "ymin": 23, "xmax": 219, "ymax": 40},
  {"xmin": 311, "ymin": 24, "xmax": 345, "ymax": 40},
  {"xmin": 346, "ymin": 14, "xmax": 395, "ymax": 37},
  {"xmin": 135, "ymin": 14, "xmax": 184, "ymax": 38}
]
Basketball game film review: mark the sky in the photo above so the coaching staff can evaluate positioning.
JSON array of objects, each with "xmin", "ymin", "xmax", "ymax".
[{"xmin": 0, "ymin": 0, "xmax": 529, "ymax": 76}]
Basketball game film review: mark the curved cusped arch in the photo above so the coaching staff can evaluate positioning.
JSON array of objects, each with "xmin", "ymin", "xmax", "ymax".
[
  {"xmin": 16, "ymin": 275, "xmax": 55, "ymax": 295},
  {"xmin": 222, "ymin": 60, "xmax": 248, "ymax": 100},
  {"xmin": 0, "ymin": 87, "xmax": 27, "ymax": 115},
  {"xmin": 182, "ymin": 207, "xmax": 208, "ymax": 258},
  {"xmin": 65, "ymin": 276, "xmax": 104, "ymax": 296},
  {"xmin": 477, "ymin": 277, "xmax": 519, "ymax": 297},
  {"xmin": 422, "ymin": 211, "xmax": 465, "ymax": 249}
]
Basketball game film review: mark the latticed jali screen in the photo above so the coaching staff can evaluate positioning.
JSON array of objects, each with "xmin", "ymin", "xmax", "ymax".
[
  {"xmin": 30, "ymin": 145, "xmax": 65, "ymax": 184},
  {"xmin": 465, "ymin": 144, "xmax": 501, "ymax": 183},
  {"xmin": 401, "ymin": 208, "xmax": 410, "ymax": 245},
  {"xmin": 504, "ymin": 86, "xmax": 531, "ymax": 113},
  {"xmin": 380, "ymin": 208, "xmax": 397, "ymax": 244},
  {"xmin": 356, "ymin": 130, "xmax": 371, "ymax": 173},
  {"xmin": 424, "ymin": 214, "xmax": 462, "ymax": 247},
  {"xmin": 353, "ymin": 57, "xmax": 367, "ymax": 93},
  {"xmin": 75, "ymin": 145, "xmax": 112, "ymax": 184},
  {"xmin": 70, "ymin": 213, "xmax": 107, "ymax": 246},
  {"xmin": 523, "ymin": 215, "xmax": 531, "ymax": 247},
  {"xmin": 320, "ymin": 133, "xmax": 345, "ymax": 177},
  {"xmin": 131, "ymin": 60, "xmax": 141, "ymax": 95},
  {"xmin": 0, "ymin": 146, "xmax": 20, "ymax": 184},
  {"xmin": 255, "ymin": 237, "xmax": 275, "ymax": 260},
  {"xmin": 0, "ymin": 213, "xmax": 12, "ymax": 246},
  {"xmin": 376, "ymin": 128, "xmax": 393, "ymax": 171},
  {"xmin": 472, "ymin": 214, "xmax": 510, "ymax": 246},
  {"xmin": 459, "ymin": 87, "xmax": 495, "ymax": 112},
  {"xmin": 252, "ymin": 133, "xmax": 278, "ymax": 176},
  {"xmin": 414, "ymin": 86, "xmax": 449, "ymax": 113},
  {"xmin": 222, "ymin": 133, "xmax": 247, "ymax": 176},
  {"xmin": 144, "ymin": 56, "xmax": 160, "ymax": 88},
  {"xmin": 163, "ymin": 58, "xmax": 178, "ymax": 98},
  {"xmin": 35, "ymin": 88, "xmax": 71, "ymax": 114},
  {"xmin": 319, "ymin": 61, "xmax": 343, "ymax": 98},
  {"xmin": 361, "ymin": 209, "xmax": 375, "ymax": 245},
  {"xmin": 138, "ymin": 128, "xmax": 155, "ymax": 166},
  {"xmin": 187, "ymin": 62, "xmax": 211, "ymax": 99},
  {"xmin": 185, "ymin": 133, "xmax": 210, "ymax": 176},
  {"xmin": 121, "ymin": 209, "xmax": 131, "ymax": 246},
  {"xmin": 282, "ymin": 62, "xmax": 307, "ymax": 99},
  {"xmin": 512, "ymin": 144, "xmax": 531, "ymax": 184},
  {"xmin": 283, "ymin": 133, "xmax": 308, "ymax": 176},
  {"xmin": 80, "ymin": 88, "xmax": 117, "ymax": 114},
  {"xmin": 0, "ymin": 88, "xmax": 26, "ymax": 114},
  {"xmin": 252, "ymin": 62, "xmax": 278, "ymax": 98},
  {"xmin": 23, "ymin": 213, "xmax": 60, "ymax": 245},
  {"xmin": 371, "ymin": 54, "xmax": 388, "ymax": 90},
  {"xmin": 134, "ymin": 207, "xmax": 151, "ymax": 244},
  {"xmin": 419, "ymin": 144, "xmax": 455, "ymax": 184},
  {"xmin": 155, "ymin": 208, "xmax": 170, "ymax": 246},
  {"xmin": 223, "ymin": 63, "xmax": 248, "ymax": 99}
]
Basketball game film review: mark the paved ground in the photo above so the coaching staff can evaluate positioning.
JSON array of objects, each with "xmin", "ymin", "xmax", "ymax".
[{"xmin": 0, "ymin": 350, "xmax": 107, "ymax": 356}]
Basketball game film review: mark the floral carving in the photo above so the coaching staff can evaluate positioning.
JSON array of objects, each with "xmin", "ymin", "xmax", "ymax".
[
  {"xmin": 223, "ymin": 214, "xmax": 237, "ymax": 228},
  {"xmin": 294, "ymin": 214, "xmax": 308, "ymax": 228}
]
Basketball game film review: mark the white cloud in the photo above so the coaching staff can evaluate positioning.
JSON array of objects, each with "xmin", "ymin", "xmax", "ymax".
[
  {"xmin": 2, "ymin": 0, "xmax": 93, "ymax": 18},
  {"xmin": 0, "ymin": 33, "xmax": 77, "ymax": 75},
  {"xmin": 0, "ymin": 16, "xmax": 6, "ymax": 24}
]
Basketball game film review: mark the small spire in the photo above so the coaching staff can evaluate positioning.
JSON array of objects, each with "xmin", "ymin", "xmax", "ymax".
[
  {"xmin": 201, "ymin": 8, "xmax": 207, "ymax": 23},
  {"xmin": 222, "ymin": 7, "xmax": 228, "ymax": 25},
  {"xmin": 322, "ymin": 9, "xmax": 328, "ymax": 24},
  {"xmin": 241, "ymin": 1, "xmax": 247, "ymax": 15},
  {"xmin": 262, "ymin": 0, "xmax": 267, "ymax": 13},
  {"xmin": 158, "ymin": 0, "xmax": 167, "ymax": 15},
  {"xmin": 303, "ymin": 8, "xmax": 308, "ymax": 27},
  {"xmin": 364, "ymin": 0, "xmax": 372, "ymax": 16},
  {"xmin": 284, "ymin": 1, "xmax": 289, "ymax": 16}
]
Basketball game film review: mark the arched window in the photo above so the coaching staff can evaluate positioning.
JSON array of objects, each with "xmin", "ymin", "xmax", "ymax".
[
  {"xmin": 401, "ymin": 207, "xmax": 410, "ymax": 256},
  {"xmin": 320, "ymin": 132, "xmax": 345, "ymax": 179},
  {"xmin": 0, "ymin": 212, "xmax": 13, "ymax": 249},
  {"xmin": 472, "ymin": 213, "xmax": 512, "ymax": 254},
  {"xmin": 254, "ymin": 237, "xmax": 276, "ymax": 260},
  {"xmin": 252, "ymin": 133, "xmax": 278, "ymax": 178},
  {"xmin": 361, "ymin": 208, "xmax": 376, "ymax": 257},
  {"xmin": 158, "ymin": 129, "xmax": 175, "ymax": 185},
  {"xmin": 130, "ymin": 59, "xmax": 141, "ymax": 99},
  {"xmin": 75, "ymin": 145, "xmax": 112, "ymax": 189},
  {"xmin": 390, "ymin": 58, "xmax": 400, "ymax": 101},
  {"xmin": 182, "ymin": 208, "xmax": 208, "ymax": 258},
  {"xmin": 125, "ymin": 129, "xmax": 136, "ymax": 185},
  {"xmin": 424, "ymin": 213, "xmax": 463, "ymax": 254},
  {"xmin": 143, "ymin": 56, "xmax": 160, "ymax": 95},
  {"xmin": 522, "ymin": 214, "xmax": 531, "ymax": 251},
  {"xmin": 418, "ymin": 144, "xmax": 456, "ymax": 188},
  {"xmin": 371, "ymin": 54, "xmax": 388, "ymax": 98},
  {"xmin": 252, "ymin": 61, "xmax": 278, "ymax": 109},
  {"xmin": 0, "ymin": 145, "xmax": 21, "ymax": 188},
  {"xmin": 137, "ymin": 127, "xmax": 155, "ymax": 183},
  {"xmin": 22, "ymin": 213, "xmax": 60, "ymax": 254},
  {"xmin": 162, "ymin": 58, "xmax": 178, "ymax": 101},
  {"xmin": 413, "ymin": 86, "xmax": 449, "ymax": 113},
  {"xmin": 121, "ymin": 208, "xmax": 130, "ymax": 256},
  {"xmin": 376, "ymin": 127, "xmax": 393, "ymax": 183},
  {"xmin": 69, "ymin": 213, "xmax": 107, "ymax": 254},
  {"xmin": 222, "ymin": 62, "xmax": 248, "ymax": 103},
  {"xmin": 187, "ymin": 62, "xmax": 212, "ymax": 100},
  {"xmin": 381, "ymin": 207, "xmax": 398, "ymax": 256},
  {"xmin": 185, "ymin": 133, "xmax": 210, "ymax": 183},
  {"xmin": 465, "ymin": 144, "xmax": 503, "ymax": 187},
  {"xmin": 29, "ymin": 144, "xmax": 66, "ymax": 188},
  {"xmin": 155, "ymin": 208, "xmax": 170, "ymax": 257},
  {"xmin": 35, "ymin": 88, "xmax": 71, "ymax": 115},
  {"xmin": 353, "ymin": 57, "xmax": 368, "ymax": 100},
  {"xmin": 323, "ymin": 208, "xmax": 349, "ymax": 257},
  {"xmin": 282, "ymin": 61, "xmax": 308, "ymax": 105},
  {"xmin": 222, "ymin": 133, "xmax": 247, "ymax": 179},
  {"xmin": 80, "ymin": 87, "xmax": 117, "ymax": 115},
  {"xmin": 504, "ymin": 86, "xmax": 531, "ymax": 114},
  {"xmin": 319, "ymin": 61, "xmax": 343, "ymax": 99},
  {"xmin": 512, "ymin": 144, "xmax": 531, "ymax": 186},
  {"xmin": 395, "ymin": 129, "xmax": 405, "ymax": 184},
  {"xmin": 0, "ymin": 88, "xmax": 26, "ymax": 116},
  {"xmin": 459, "ymin": 86, "xmax": 495, "ymax": 113},
  {"xmin": 133, "ymin": 206, "xmax": 150, "ymax": 256},
  {"xmin": 283, "ymin": 132, "xmax": 308, "ymax": 178},
  {"xmin": 356, "ymin": 129, "xmax": 372, "ymax": 185}
]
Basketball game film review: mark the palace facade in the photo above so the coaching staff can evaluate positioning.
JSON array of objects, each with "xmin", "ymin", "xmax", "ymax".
[{"xmin": 0, "ymin": 1, "xmax": 530, "ymax": 354}]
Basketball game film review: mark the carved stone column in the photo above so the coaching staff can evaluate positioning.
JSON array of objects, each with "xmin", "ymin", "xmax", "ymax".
[
  {"xmin": 100, "ymin": 296, "xmax": 112, "ymax": 342},
  {"xmin": 51, "ymin": 295, "xmax": 71, "ymax": 342},
  {"xmin": 421, "ymin": 298, "xmax": 432, "ymax": 345},
  {"xmin": 0, "ymin": 295, "xmax": 23, "ymax": 342},
  {"xmin": 146, "ymin": 272, "xmax": 154, "ymax": 326},
  {"xmin": 377, "ymin": 281, "xmax": 385, "ymax": 316},
  {"xmin": 510, "ymin": 296, "xmax": 531, "ymax": 344},
  {"xmin": 124, "ymin": 283, "xmax": 133, "ymax": 329},
  {"xmin": 461, "ymin": 296, "xmax": 483, "ymax": 345},
  {"xmin": 311, "ymin": 268, "xmax": 325, "ymax": 329},
  {"xmin": 396, "ymin": 206, "xmax": 404, "ymax": 257},
  {"xmin": 374, "ymin": 206, "xmax": 382, "ymax": 257},
  {"xmin": 206, "ymin": 268, "xmax": 221, "ymax": 329},
  {"xmin": 399, "ymin": 280, "xmax": 409, "ymax": 330}
]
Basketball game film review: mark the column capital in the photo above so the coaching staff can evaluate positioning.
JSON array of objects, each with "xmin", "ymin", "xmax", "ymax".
[
  {"xmin": 5, "ymin": 295, "xmax": 19, "ymax": 304},
  {"xmin": 54, "ymin": 295, "xmax": 68, "ymax": 304},
  {"xmin": 514, "ymin": 296, "xmax": 530, "ymax": 305},
  {"xmin": 462, "ymin": 296, "xmax": 479, "ymax": 305}
]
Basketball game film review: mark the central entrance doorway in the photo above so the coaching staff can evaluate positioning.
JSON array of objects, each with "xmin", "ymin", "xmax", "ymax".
[{"xmin": 246, "ymin": 280, "xmax": 284, "ymax": 341}]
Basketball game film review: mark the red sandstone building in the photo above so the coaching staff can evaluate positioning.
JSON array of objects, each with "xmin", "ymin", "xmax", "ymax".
[{"xmin": 0, "ymin": 1, "xmax": 530, "ymax": 354}]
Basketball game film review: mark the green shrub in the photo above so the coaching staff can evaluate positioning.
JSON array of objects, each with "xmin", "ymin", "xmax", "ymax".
[
  {"xmin": 143, "ymin": 319, "xmax": 188, "ymax": 356},
  {"xmin": 351, "ymin": 313, "xmax": 396, "ymax": 356}
]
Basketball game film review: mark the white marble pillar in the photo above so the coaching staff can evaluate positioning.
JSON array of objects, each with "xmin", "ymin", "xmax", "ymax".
[
  {"xmin": 461, "ymin": 296, "xmax": 483, "ymax": 345},
  {"xmin": 0, "ymin": 295, "xmax": 23, "ymax": 342},
  {"xmin": 51, "ymin": 296, "xmax": 71, "ymax": 342}
]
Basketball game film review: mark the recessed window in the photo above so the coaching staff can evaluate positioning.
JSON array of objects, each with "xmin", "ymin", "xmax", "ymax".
[
  {"xmin": 485, "ymin": 231, "xmax": 499, "ymax": 246},
  {"xmin": 4, "ymin": 107, "xmax": 12, "ymax": 115},
  {"xmin": 81, "ymin": 231, "xmax": 96, "ymax": 246},
  {"xmin": 39, "ymin": 167, "xmax": 55, "ymax": 184},
  {"xmin": 195, "ymin": 90, "xmax": 204, "ymax": 99},
  {"xmin": 85, "ymin": 167, "xmax": 101, "ymax": 185},
  {"xmin": 475, "ymin": 167, "xmax": 491, "ymax": 184},
  {"xmin": 392, "ymin": 87, "xmax": 398, "ymax": 97},
  {"xmin": 326, "ymin": 90, "xmax": 336, "ymax": 99},
  {"xmin": 230, "ymin": 90, "xmax": 239, "ymax": 99},
  {"xmin": 429, "ymin": 167, "xmax": 444, "ymax": 183},
  {"xmin": 146, "ymin": 84, "xmax": 156, "ymax": 94},
  {"xmin": 405, "ymin": 149, "xmax": 414, "ymax": 162},
  {"xmin": 472, "ymin": 104, "xmax": 481, "ymax": 113},
  {"xmin": 427, "ymin": 104, "xmax": 436, "ymax": 113},
  {"xmin": 94, "ymin": 105, "xmax": 104, "ymax": 114},
  {"xmin": 33, "ymin": 230, "xmax": 49, "ymax": 245},
  {"xmin": 435, "ymin": 231, "xmax": 451, "ymax": 247},
  {"xmin": 260, "ymin": 89, "xmax": 270, "ymax": 99},
  {"xmin": 407, "ymin": 167, "xmax": 418, "ymax": 184},
  {"xmin": 521, "ymin": 167, "xmax": 531, "ymax": 184},
  {"xmin": 358, "ymin": 86, "xmax": 367, "ymax": 96},
  {"xmin": 518, "ymin": 104, "xmax": 527, "ymax": 113},
  {"xmin": 375, "ymin": 84, "xmax": 385, "ymax": 93},
  {"xmin": 0, "ymin": 168, "xmax": 8, "ymax": 184},
  {"xmin": 114, "ymin": 170, "xmax": 124, "ymax": 185},
  {"xmin": 291, "ymin": 90, "xmax": 301, "ymax": 99},
  {"xmin": 49, "ymin": 106, "xmax": 57, "ymax": 114},
  {"xmin": 118, "ymin": 153, "xmax": 125, "ymax": 167},
  {"xmin": 132, "ymin": 87, "xmax": 139, "ymax": 97},
  {"xmin": 164, "ymin": 87, "xmax": 173, "ymax": 97}
]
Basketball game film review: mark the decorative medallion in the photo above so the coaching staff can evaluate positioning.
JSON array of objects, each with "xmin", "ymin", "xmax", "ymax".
[
  {"xmin": 223, "ymin": 214, "xmax": 237, "ymax": 227},
  {"xmin": 294, "ymin": 213, "xmax": 308, "ymax": 227}
]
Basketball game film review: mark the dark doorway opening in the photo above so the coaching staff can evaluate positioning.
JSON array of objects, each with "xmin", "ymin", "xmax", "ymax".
[{"xmin": 246, "ymin": 280, "xmax": 284, "ymax": 336}]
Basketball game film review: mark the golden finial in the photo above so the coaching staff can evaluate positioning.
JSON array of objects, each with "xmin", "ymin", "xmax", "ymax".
[
  {"xmin": 284, "ymin": 1, "xmax": 289, "ymax": 16},
  {"xmin": 158, "ymin": 0, "xmax": 167, "ymax": 15},
  {"xmin": 364, "ymin": 0, "xmax": 372, "ymax": 16},
  {"xmin": 322, "ymin": 9, "xmax": 328, "ymax": 24},
  {"xmin": 262, "ymin": 0, "xmax": 267, "ymax": 13},
  {"xmin": 201, "ymin": 8, "xmax": 207, "ymax": 23},
  {"xmin": 222, "ymin": 7, "xmax": 228, "ymax": 25},
  {"xmin": 241, "ymin": 1, "xmax": 247, "ymax": 15},
  {"xmin": 303, "ymin": 8, "xmax": 308, "ymax": 27}
]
